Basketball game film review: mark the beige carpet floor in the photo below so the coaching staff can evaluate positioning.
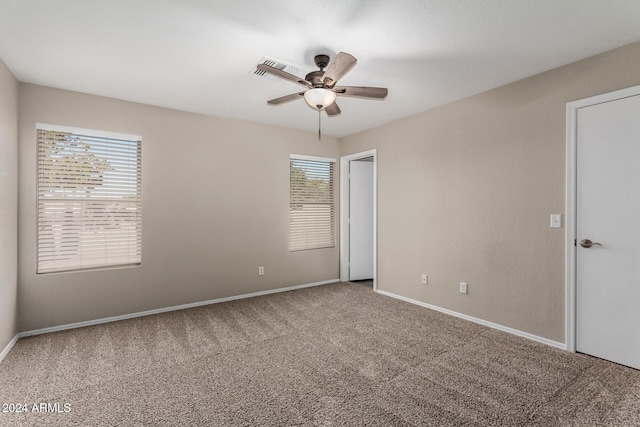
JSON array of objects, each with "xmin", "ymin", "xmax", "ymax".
[{"xmin": 1, "ymin": 282, "xmax": 638, "ymax": 426}]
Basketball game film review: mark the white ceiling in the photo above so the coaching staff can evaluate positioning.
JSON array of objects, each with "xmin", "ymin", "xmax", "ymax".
[{"xmin": 2, "ymin": 0, "xmax": 640, "ymax": 138}]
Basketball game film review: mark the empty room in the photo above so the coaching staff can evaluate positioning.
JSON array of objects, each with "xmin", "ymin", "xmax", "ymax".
[{"xmin": 1, "ymin": 1, "xmax": 640, "ymax": 425}]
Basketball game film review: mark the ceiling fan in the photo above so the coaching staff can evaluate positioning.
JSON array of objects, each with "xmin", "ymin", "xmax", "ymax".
[{"xmin": 257, "ymin": 52, "xmax": 388, "ymax": 118}]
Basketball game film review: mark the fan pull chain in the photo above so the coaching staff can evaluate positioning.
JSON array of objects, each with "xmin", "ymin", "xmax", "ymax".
[{"xmin": 318, "ymin": 109, "xmax": 322, "ymax": 141}]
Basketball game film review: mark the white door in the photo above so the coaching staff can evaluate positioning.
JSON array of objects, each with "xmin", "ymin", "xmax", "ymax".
[
  {"xmin": 576, "ymin": 93, "xmax": 640, "ymax": 370},
  {"xmin": 349, "ymin": 160, "xmax": 374, "ymax": 280}
]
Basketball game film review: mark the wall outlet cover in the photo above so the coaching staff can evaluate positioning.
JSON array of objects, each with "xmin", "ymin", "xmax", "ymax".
[{"xmin": 459, "ymin": 282, "xmax": 468, "ymax": 294}]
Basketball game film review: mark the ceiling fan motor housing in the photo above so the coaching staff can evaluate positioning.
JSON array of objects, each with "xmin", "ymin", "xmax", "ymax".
[{"xmin": 305, "ymin": 70, "xmax": 326, "ymax": 87}]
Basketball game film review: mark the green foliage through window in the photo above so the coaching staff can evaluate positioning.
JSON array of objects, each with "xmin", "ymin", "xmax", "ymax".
[{"xmin": 289, "ymin": 157, "xmax": 335, "ymax": 251}]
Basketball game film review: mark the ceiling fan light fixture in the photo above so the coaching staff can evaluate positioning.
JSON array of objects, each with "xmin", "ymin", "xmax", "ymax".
[{"xmin": 304, "ymin": 88, "xmax": 336, "ymax": 110}]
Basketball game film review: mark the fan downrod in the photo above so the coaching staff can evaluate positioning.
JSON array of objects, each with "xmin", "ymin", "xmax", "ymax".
[{"xmin": 314, "ymin": 54, "xmax": 330, "ymax": 70}]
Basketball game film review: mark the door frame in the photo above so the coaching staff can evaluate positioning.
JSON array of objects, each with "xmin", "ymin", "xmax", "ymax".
[
  {"xmin": 565, "ymin": 83, "xmax": 640, "ymax": 353},
  {"xmin": 340, "ymin": 149, "xmax": 377, "ymax": 291}
]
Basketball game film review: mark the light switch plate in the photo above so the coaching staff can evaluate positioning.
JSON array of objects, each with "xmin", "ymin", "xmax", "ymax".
[{"xmin": 550, "ymin": 214, "xmax": 562, "ymax": 228}]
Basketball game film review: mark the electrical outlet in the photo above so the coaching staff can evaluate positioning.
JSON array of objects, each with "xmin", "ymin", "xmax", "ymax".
[
  {"xmin": 459, "ymin": 282, "xmax": 468, "ymax": 294},
  {"xmin": 258, "ymin": 266, "xmax": 264, "ymax": 276},
  {"xmin": 421, "ymin": 274, "xmax": 428, "ymax": 285}
]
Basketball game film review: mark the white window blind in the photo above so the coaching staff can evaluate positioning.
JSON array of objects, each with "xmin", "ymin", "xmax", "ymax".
[
  {"xmin": 289, "ymin": 155, "xmax": 335, "ymax": 251},
  {"xmin": 37, "ymin": 126, "xmax": 142, "ymax": 273}
]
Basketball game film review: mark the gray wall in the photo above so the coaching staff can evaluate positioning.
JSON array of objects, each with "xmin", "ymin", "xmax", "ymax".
[
  {"xmin": 0, "ymin": 59, "xmax": 18, "ymax": 352},
  {"xmin": 340, "ymin": 41, "xmax": 640, "ymax": 343},
  {"xmin": 11, "ymin": 41, "xmax": 640, "ymax": 342},
  {"xmin": 18, "ymin": 84, "xmax": 340, "ymax": 331}
]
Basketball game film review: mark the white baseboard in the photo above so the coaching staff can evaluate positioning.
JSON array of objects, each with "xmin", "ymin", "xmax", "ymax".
[
  {"xmin": 19, "ymin": 279, "xmax": 340, "ymax": 338},
  {"xmin": 376, "ymin": 289, "xmax": 566, "ymax": 350},
  {"xmin": 0, "ymin": 334, "xmax": 19, "ymax": 364}
]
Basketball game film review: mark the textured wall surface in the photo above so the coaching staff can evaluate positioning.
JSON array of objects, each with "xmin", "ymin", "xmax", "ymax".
[
  {"xmin": 0, "ymin": 59, "xmax": 18, "ymax": 352},
  {"xmin": 18, "ymin": 84, "xmax": 340, "ymax": 331},
  {"xmin": 340, "ymin": 42, "xmax": 640, "ymax": 343},
  {"xmin": 13, "ymin": 41, "xmax": 640, "ymax": 341}
]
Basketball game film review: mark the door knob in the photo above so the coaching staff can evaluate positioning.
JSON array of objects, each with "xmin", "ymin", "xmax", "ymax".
[{"xmin": 580, "ymin": 239, "xmax": 602, "ymax": 248}]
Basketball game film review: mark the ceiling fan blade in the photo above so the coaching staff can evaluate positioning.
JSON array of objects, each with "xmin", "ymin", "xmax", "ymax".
[
  {"xmin": 257, "ymin": 64, "xmax": 312, "ymax": 89},
  {"xmin": 334, "ymin": 86, "xmax": 388, "ymax": 99},
  {"xmin": 267, "ymin": 92, "xmax": 305, "ymax": 105},
  {"xmin": 325, "ymin": 102, "xmax": 341, "ymax": 116},
  {"xmin": 322, "ymin": 52, "xmax": 357, "ymax": 88}
]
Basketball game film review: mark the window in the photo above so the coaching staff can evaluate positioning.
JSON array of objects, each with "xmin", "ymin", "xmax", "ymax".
[
  {"xmin": 36, "ymin": 124, "xmax": 142, "ymax": 273},
  {"xmin": 289, "ymin": 154, "xmax": 335, "ymax": 251}
]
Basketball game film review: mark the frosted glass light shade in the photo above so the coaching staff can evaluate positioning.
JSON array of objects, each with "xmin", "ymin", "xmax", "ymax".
[{"xmin": 304, "ymin": 88, "xmax": 336, "ymax": 110}]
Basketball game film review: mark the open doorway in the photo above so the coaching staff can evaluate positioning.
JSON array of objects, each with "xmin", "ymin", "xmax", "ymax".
[{"xmin": 340, "ymin": 150, "xmax": 377, "ymax": 291}]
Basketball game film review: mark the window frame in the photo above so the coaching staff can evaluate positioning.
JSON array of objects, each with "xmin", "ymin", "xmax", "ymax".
[
  {"xmin": 35, "ymin": 123, "xmax": 142, "ymax": 274},
  {"xmin": 289, "ymin": 154, "xmax": 336, "ymax": 252}
]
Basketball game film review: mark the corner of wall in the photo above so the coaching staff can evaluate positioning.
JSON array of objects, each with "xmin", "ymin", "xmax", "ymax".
[{"xmin": 0, "ymin": 57, "xmax": 19, "ymax": 359}]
